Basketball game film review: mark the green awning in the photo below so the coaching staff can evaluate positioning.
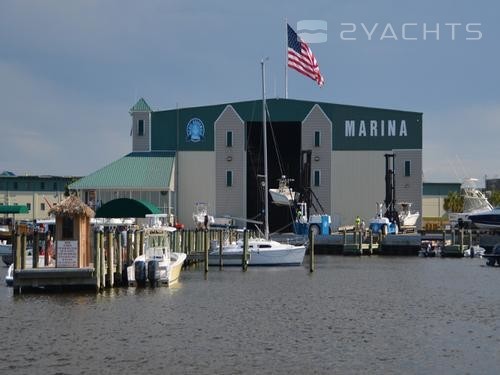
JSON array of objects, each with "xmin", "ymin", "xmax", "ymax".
[
  {"xmin": 0, "ymin": 205, "xmax": 29, "ymax": 214},
  {"xmin": 95, "ymin": 198, "xmax": 161, "ymax": 218}
]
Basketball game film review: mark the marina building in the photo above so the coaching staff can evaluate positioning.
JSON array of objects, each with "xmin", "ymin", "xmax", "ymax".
[{"xmin": 70, "ymin": 98, "xmax": 423, "ymax": 230}]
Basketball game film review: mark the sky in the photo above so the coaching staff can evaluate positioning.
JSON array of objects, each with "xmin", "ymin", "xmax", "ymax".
[{"xmin": 0, "ymin": 0, "xmax": 498, "ymax": 185}]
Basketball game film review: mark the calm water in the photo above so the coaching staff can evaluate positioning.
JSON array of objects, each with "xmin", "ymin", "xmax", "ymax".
[{"xmin": 0, "ymin": 256, "xmax": 499, "ymax": 375}]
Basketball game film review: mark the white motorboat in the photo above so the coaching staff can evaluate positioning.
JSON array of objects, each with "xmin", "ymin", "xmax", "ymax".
[
  {"xmin": 192, "ymin": 202, "xmax": 215, "ymax": 230},
  {"xmin": 208, "ymin": 60, "xmax": 306, "ymax": 267},
  {"xmin": 208, "ymin": 237, "xmax": 305, "ymax": 266},
  {"xmin": 398, "ymin": 202, "xmax": 420, "ymax": 227},
  {"xmin": 269, "ymin": 176, "xmax": 296, "ymax": 206},
  {"xmin": 448, "ymin": 178, "xmax": 493, "ymax": 226},
  {"xmin": 127, "ymin": 227, "xmax": 186, "ymax": 287},
  {"xmin": 468, "ymin": 207, "xmax": 500, "ymax": 230}
]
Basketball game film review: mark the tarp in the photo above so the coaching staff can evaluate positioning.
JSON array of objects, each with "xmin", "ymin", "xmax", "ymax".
[
  {"xmin": 95, "ymin": 198, "xmax": 161, "ymax": 218},
  {"xmin": 0, "ymin": 205, "xmax": 29, "ymax": 214}
]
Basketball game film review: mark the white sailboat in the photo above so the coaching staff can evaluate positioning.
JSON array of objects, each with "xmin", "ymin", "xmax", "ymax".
[{"xmin": 208, "ymin": 60, "xmax": 306, "ymax": 266}]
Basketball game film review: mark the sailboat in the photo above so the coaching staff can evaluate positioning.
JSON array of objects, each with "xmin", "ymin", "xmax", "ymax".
[{"xmin": 208, "ymin": 60, "xmax": 306, "ymax": 266}]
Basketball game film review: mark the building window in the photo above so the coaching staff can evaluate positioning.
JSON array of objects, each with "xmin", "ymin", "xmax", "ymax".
[
  {"xmin": 314, "ymin": 170, "xmax": 321, "ymax": 187},
  {"xmin": 53, "ymin": 182, "xmax": 58, "ymax": 191},
  {"xmin": 13, "ymin": 182, "xmax": 18, "ymax": 190},
  {"xmin": 226, "ymin": 131, "xmax": 233, "ymax": 147},
  {"xmin": 62, "ymin": 217, "xmax": 74, "ymax": 239},
  {"xmin": 41, "ymin": 182, "xmax": 45, "ymax": 190},
  {"xmin": 138, "ymin": 120, "xmax": 144, "ymax": 136},
  {"xmin": 40, "ymin": 203, "xmax": 46, "ymax": 211},
  {"xmin": 26, "ymin": 203, "xmax": 31, "ymax": 211},
  {"xmin": 404, "ymin": 160, "xmax": 411, "ymax": 177},
  {"xmin": 226, "ymin": 170, "xmax": 233, "ymax": 187},
  {"xmin": 314, "ymin": 131, "xmax": 321, "ymax": 147}
]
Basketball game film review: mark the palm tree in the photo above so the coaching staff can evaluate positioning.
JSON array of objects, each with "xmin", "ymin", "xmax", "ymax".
[
  {"xmin": 443, "ymin": 191, "xmax": 464, "ymax": 213},
  {"xmin": 490, "ymin": 190, "xmax": 500, "ymax": 207}
]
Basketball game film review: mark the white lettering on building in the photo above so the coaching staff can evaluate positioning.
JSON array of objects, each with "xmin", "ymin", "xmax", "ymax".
[{"xmin": 344, "ymin": 120, "xmax": 409, "ymax": 137}]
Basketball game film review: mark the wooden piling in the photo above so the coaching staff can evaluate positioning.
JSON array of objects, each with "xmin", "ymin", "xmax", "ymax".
[
  {"xmin": 343, "ymin": 230, "xmax": 346, "ymax": 245},
  {"xmin": 115, "ymin": 230, "xmax": 122, "ymax": 283},
  {"xmin": 459, "ymin": 229, "xmax": 464, "ymax": 252},
  {"xmin": 33, "ymin": 230, "xmax": 39, "ymax": 268},
  {"xmin": 139, "ymin": 230, "xmax": 144, "ymax": 256},
  {"xmin": 95, "ymin": 231, "xmax": 101, "ymax": 291},
  {"xmin": 133, "ymin": 229, "xmax": 139, "ymax": 259},
  {"xmin": 126, "ymin": 229, "xmax": 133, "ymax": 264},
  {"xmin": 204, "ymin": 233, "xmax": 209, "ymax": 273},
  {"xmin": 14, "ymin": 232, "xmax": 21, "ymax": 271},
  {"xmin": 369, "ymin": 230, "xmax": 373, "ymax": 254},
  {"xmin": 309, "ymin": 230, "xmax": 315, "ymax": 272},
  {"xmin": 106, "ymin": 230, "xmax": 114, "ymax": 287},
  {"xmin": 242, "ymin": 229, "xmax": 248, "ymax": 271},
  {"xmin": 218, "ymin": 230, "xmax": 223, "ymax": 270},
  {"xmin": 99, "ymin": 230, "xmax": 106, "ymax": 289},
  {"xmin": 44, "ymin": 233, "xmax": 50, "ymax": 266},
  {"xmin": 20, "ymin": 233, "xmax": 27, "ymax": 270},
  {"xmin": 358, "ymin": 231, "xmax": 362, "ymax": 252}
]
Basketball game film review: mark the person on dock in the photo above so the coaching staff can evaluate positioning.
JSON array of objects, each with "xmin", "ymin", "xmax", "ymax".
[{"xmin": 355, "ymin": 216, "xmax": 361, "ymax": 230}]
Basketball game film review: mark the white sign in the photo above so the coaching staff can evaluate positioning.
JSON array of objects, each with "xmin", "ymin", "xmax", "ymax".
[{"xmin": 57, "ymin": 240, "xmax": 78, "ymax": 268}]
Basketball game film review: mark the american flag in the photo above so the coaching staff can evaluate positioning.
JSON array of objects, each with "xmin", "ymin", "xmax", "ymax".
[{"xmin": 287, "ymin": 24, "xmax": 325, "ymax": 86}]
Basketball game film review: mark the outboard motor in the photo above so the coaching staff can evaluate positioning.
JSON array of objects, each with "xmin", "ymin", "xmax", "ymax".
[
  {"xmin": 147, "ymin": 260, "xmax": 160, "ymax": 287},
  {"xmin": 134, "ymin": 260, "xmax": 147, "ymax": 287}
]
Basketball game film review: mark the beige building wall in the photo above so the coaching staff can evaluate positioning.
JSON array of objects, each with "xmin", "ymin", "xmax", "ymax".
[
  {"xmin": 176, "ymin": 151, "xmax": 216, "ymax": 226},
  {"xmin": 302, "ymin": 104, "xmax": 332, "ymax": 215},
  {"xmin": 331, "ymin": 150, "xmax": 388, "ymax": 228},
  {"xmin": 0, "ymin": 191, "xmax": 65, "ymax": 221},
  {"xmin": 423, "ymin": 196, "xmax": 445, "ymax": 218},
  {"xmin": 214, "ymin": 105, "xmax": 246, "ymax": 221},
  {"xmin": 394, "ymin": 149, "xmax": 423, "ymax": 227}
]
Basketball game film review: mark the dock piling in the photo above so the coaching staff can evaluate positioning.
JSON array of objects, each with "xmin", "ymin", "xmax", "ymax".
[
  {"xmin": 309, "ymin": 230, "xmax": 315, "ymax": 272},
  {"xmin": 33, "ymin": 230, "xmax": 39, "ymax": 268},
  {"xmin": 20, "ymin": 233, "xmax": 27, "ymax": 270},
  {"xmin": 95, "ymin": 230, "xmax": 101, "ymax": 291},
  {"xmin": 106, "ymin": 230, "xmax": 114, "ymax": 287},
  {"xmin": 242, "ymin": 229, "xmax": 248, "ymax": 271},
  {"xmin": 218, "ymin": 230, "xmax": 223, "ymax": 270}
]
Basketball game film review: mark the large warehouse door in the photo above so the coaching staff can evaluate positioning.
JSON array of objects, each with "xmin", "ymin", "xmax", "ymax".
[{"xmin": 246, "ymin": 121, "xmax": 301, "ymax": 233}]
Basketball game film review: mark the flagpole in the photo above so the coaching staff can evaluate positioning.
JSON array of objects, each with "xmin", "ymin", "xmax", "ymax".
[{"xmin": 285, "ymin": 17, "xmax": 288, "ymax": 99}]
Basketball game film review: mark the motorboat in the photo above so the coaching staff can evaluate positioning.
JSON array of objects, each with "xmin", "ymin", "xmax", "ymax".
[
  {"xmin": 463, "ymin": 245, "xmax": 485, "ymax": 258},
  {"xmin": 127, "ymin": 227, "xmax": 186, "ymax": 287},
  {"xmin": 448, "ymin": 178, "xmax": 493, "ymax": 227},
  {"xmin": 192, "ymin": 202, "xmax": 215, "ymax": 230},
  {"xmin": 468, "ymin": 207, "xmax": 500, "ymax": 230},
  {"xmin": 269, "ymin": 175, "xmax": 296, "ymax": 206},
  {"xmin": 398, "ymin": 202, "xmax": 419, "ymax": 227},
  {"xmin": 208, "ymin": 236, "xmax": 305, "ymax": 266}
]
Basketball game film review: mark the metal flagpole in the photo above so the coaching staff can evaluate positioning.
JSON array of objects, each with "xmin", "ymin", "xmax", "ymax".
[{"xmin": 285, "ymin": 17, "xmax": 288, "ymax": 99}]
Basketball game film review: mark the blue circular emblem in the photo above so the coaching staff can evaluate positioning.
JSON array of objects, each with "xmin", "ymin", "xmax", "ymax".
[{"xmin": 186, "ymin": 118, "xmax": 205, "ymax": 143}]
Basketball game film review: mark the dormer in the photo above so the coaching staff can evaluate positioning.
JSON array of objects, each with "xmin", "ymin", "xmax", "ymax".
[{"xmin": 129, "ymin": 98, "xmax": 152, "ymax": 152}]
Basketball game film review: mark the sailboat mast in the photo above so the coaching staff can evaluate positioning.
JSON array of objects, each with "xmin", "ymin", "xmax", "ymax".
[{"xmin": 261, "ymin": 59, "xmax": 270, "ymax": 240}]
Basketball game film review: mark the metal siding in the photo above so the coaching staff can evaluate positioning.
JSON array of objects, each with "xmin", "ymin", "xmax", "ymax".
[
  {"xmin": 394, "ymin": 150, "xmax": 423, "ymax": 227},
  {"xmin": 177, "ymin": 151, "xmax": 216, "ymax": 226},
  {"xmin": 331, "ymin": 151, "xmax": 388, "ymax": 227},
  {"xmin": 132, "ymin": 112, "xmax": 150, "ymax": 152},
  {"xmin": 215, "ymin": 106, "xmax": 246, "ymax": 219},
  {"xmin": 302, "ymin": 105, "xmax": 331, "ymax": 215}
]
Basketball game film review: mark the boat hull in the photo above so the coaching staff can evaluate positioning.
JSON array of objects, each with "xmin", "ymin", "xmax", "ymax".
[
  {"xmin": 269, "ymin": 189, "xmax": 295, "ymax": 206},
  {"xmin": 127, "ymin": 252, "xmax": 186, "ymax": 286}
]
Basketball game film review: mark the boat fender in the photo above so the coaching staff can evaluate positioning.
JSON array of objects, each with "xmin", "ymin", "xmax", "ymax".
[
  {"xmin": 147, "ymin": 260, "xmax": 160, "ymax": 287},
  {"xmin": 134, "ymin": 260, "xmax": 147, "ymax": 287}
]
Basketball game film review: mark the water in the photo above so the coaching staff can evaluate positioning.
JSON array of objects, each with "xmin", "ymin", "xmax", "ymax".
[{"xmin": 0, "ymin": 256, "xmax": 499, "ymax": 375}]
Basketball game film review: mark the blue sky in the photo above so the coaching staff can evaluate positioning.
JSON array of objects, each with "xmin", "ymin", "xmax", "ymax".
[{"xmin": 0, "ymin": 0, "xmax": 498, "ymax": 184}]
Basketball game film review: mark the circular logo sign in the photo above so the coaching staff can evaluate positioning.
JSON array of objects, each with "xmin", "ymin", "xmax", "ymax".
[{"xmin": 186, "ymin": 118, "xmax": 205, "ymax": 143}]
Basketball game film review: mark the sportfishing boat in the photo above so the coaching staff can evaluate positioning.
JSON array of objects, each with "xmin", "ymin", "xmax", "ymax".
[
  {"xmin": 369, "ymin": 203, "xmax": 398, "ymax": 234},
  {"xmin": 208, "ymin": 60, "xmax": 306, "ymax": 267},
  {"xmin": 448, "ymin": 178, "xmax": 493, "ymax": 227},
  {"xmin": 468, "ymin": 207, "xmax": 500, "ymax": 230},
  {"xmin": 127, "ymin": 226, "xmax": 186, "ymax": 287},
  {"xmin": 269, "ymin": 175, "xmax": 296, "ymax": 206},
  {"xmin": 192, "ymin": 202, "xmax": 215, "ymax": 229},
  {"xmin": 398, "ymin": 202, "xmax": 419, "ymax": 227}
]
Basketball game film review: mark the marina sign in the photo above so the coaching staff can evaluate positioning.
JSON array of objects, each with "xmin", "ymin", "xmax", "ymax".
[{"xmin": 345, "ymin": 120, "xmax": 408, "ymax": 137}]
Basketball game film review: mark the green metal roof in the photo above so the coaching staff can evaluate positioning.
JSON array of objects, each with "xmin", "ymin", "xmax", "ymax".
[
  {"xmin": 423, "ymin": 182, "xmax": 461, "ymax": 196},
  {"xmin": 130, "ymin": 97, "xmax": 152, "ymax": 113},
  {"xmin": 0, "ymin": 205, "xmax": 29, "ymax": 214},
  {"xmin": 69, "ymin": 152, "xmax": 175, "ymax": 190},
  {"xmin": 95, "ymin": 198, "xmax": 161, "ymax": 218}
]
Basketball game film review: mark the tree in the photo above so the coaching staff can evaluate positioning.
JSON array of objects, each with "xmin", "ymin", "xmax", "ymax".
[
  {"xmin": 443, "ymin": 191, "xmax": 464, "ymax": 213},
  {"xmin": 490, "ymin": 190, "xmax": 500, "ymax": 207}
]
